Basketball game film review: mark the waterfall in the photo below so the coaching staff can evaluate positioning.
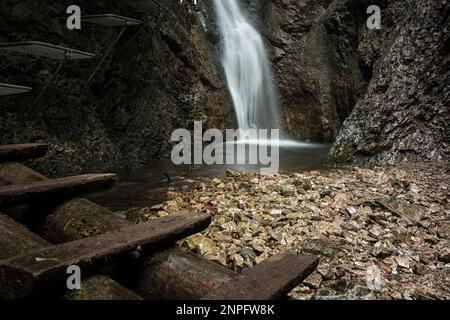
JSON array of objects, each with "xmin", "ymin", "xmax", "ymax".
[{"xmin": 213, "ymin": 0, "xmax": 279, "ymax": 131}]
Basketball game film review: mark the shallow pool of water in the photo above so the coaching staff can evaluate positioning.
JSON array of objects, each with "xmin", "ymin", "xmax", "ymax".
[{"xmin": 87, "ymin": 143, "xmax": 331, "ymax": 211}]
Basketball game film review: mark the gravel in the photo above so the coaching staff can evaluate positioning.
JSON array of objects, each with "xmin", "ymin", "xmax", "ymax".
[{"xmin": 133, "ymin": 161, "xmax": 450, "ymax": 300}]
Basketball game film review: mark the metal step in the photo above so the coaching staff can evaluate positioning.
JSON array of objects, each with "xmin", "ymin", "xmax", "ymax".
[
  {"xmin": 0, "ymin": 83, "xmax": 32, "ymax": 96},
  {"xmin": 80, "ymin": 14, "xmax": 142, "ymax": 92},
  {"xmin": 0, "ymin": 41, "xmax": 95, "ymax": 106},
  {"xmin": 81, "ymin": 14, "xmax": 142, "ymax": 27},
  {"xmin": 0, "ymin": 41, "xmax": 95, "ymax": 60}
]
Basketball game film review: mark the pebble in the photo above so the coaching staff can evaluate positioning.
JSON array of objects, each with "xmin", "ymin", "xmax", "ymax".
[
  {"xmin": 147, "ymin": 161, "xmax": 450, "ymax": 300},
  {"xmin": 303, "ymin": 273, "xmax": 322, "ymax": 289}
]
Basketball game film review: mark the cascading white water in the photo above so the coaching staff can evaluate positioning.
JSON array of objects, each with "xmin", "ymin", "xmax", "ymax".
[{"xmin": 213, "ymin": 0, "xmax": 279, "ymax": 130}]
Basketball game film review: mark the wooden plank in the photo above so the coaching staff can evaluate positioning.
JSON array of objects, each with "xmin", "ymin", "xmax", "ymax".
[
  {"xmin": 127, "ymin": 247, "xmax": 234, "ymax": 299},
  {"xmin": 62, "ymin": 275, "xmax": 142, "ymax": 300},
  {"xmin": 0, "ymin": 144, "xmax": 48, "ymax": 163},
  {"xmin": 0, "ymin": 214, "xmax": 50, "ymax": 260},
  {"xmin": 0, "ymin": 213, "xmax": 142, "ymax": 300},
  {"xmin": 0, "ymin": 162, "xmax": 48, "ymax": 186},
  {"xmin": 0, "ymin": 163, "xmax": 235, "ymax": 300},
  {"xmin": 38, "ymin": 198, "xmax": 130, "ymax": 243},
  {"xmin": 201, "ymin": 254, "xmax": 319, "ymax": 300},
  {"xmin": 0, "ymin": 212, "xmax": 211, "ymax": 299},
  {"xmin": 0, "ymin": 174, "xmax": 117, "ymax": 208}
]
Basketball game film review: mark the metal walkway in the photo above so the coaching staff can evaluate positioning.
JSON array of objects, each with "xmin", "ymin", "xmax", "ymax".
[
  {"xmin": 80, "ymin": 14, "xmax": 143, "ymax": 92},
  {"xmin": 0, "ymin": 41, "xmax": 95, "ymax": 106}
]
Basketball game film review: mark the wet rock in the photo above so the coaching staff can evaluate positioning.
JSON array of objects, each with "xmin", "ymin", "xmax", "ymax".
[
  {"xmin": 0, "ymin": 0, "xmax": 234, "ymax": 176},
  {"xmin": 329, "ymin": 0, "xmax": 448, "ymax": 165}
]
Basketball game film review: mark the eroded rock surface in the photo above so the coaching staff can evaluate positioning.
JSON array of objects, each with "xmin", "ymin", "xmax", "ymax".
[
  {"xmin": 329, "ymin": 0, "xmax": 449, "ymax": 164},
  {"xmin": 251, "ymin": 0, "xmax": 449, "ymax": 162}
]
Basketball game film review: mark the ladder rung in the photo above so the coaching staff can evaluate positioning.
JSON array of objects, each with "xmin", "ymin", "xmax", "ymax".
[
  {"xmin": 0, "ymin": 143, "xmax": 48, "ymax": 163},
  {"xmin": 0, "ymin": 173, "xmax": 117, "ymax": 208},
  {"xmin": 0, "ymin": 212, "xmax": 211, "ymax": 299},
  {"xmin": 202, "ymin": 254, "xmax": 319, "ymax": 300}
]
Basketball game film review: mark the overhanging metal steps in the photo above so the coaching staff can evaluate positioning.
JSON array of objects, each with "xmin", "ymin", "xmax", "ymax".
[
  {"xmin": 0, "ymin": 41, "xmax": 95, "ymax": 60},
  {"xmin": 81, "ymin": 14, "xmax": 142, "ymax": 27},
  {"xmin": 0, "ymin": 41, "xmax": 95, "ymax": 106},
  {"xmin": 0, "ymin": 83, "xmax": 32, "ymax": 96},
  {"xmin": 80, "ymin": 14, "xmax": 143, "ymax": 91}
]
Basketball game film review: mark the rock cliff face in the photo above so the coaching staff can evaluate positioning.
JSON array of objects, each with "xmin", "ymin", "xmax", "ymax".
[
  {"xmin": 189, "ymin": 0, "xmax": 368, "ymax": 142},
  {"xmin": 1, "ymin": 0, "xmax": 448, "ymax": 173},
  {"xmin": 258, "ymin": 0, "xmax": 448, "ymax": 162},
  {"xmin": 257, "ymin": 0, "xmax": 368, "ymax": 142},
  {"xmin": 329, "ymin": 0, "xmax": 449, "ymax": 164},
  {"xmin": 0, "ymin": 0, "xmax": 233, "ymax": 176}
]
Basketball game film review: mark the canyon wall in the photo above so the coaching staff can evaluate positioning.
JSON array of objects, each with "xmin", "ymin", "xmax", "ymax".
[
  {"xmin": 0, "ymin": 0, "xmax": 233, "ymax": 176},
  {"xmin": 329, "ymin": 0, "xmax": 449, "ymax": 164},
  {"xmin": 254, "ymin": 0, "xmax": 368, "ymax": 142},
  {"xmin": 1, "ymin": 0, "xmax": 448, "ymax": 174},
  {"xmin": 257, "ymin": 0, "xmax": 448, "ymax": 162}
]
